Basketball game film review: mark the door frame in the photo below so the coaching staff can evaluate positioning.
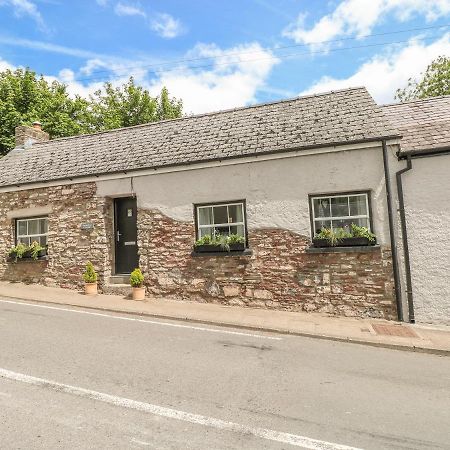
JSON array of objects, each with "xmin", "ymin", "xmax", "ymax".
[{"xmin": 113, "ymin": 196, "xmax": 138, "ymax": 275}]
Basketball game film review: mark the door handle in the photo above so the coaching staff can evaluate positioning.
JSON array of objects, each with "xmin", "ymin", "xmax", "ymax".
[{"xmin": 117, "ymin": 231, "xmax": 122, "ymax": 242}]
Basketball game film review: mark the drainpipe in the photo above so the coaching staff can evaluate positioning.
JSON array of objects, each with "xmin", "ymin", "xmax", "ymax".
[
  {"xmin": 395, "ymin": 154, "xmax": 415, "ymax": 323},
  {"xmin": 382, "ymin": 140, "xmax": 403, "ymax": 321}
]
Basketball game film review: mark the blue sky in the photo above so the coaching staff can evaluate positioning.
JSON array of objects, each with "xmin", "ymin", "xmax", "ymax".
[{"xmin": 0, "ymin": 0, "xmax": 449, "ymax": 113}]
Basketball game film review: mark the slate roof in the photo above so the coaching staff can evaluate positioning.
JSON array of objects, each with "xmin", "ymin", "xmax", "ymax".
[
  {"xmin": 0, "ymin": 87, "xmax": 399, "ymax": 188},
  {"xmin": 382, "ymin": 95, "xmax": 450, "ymax": 154}
]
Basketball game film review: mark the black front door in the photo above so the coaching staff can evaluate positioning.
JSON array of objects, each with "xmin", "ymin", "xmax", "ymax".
[{"xmin": 114, "ymin": 197, "xmax": 139, "ymax": 274}]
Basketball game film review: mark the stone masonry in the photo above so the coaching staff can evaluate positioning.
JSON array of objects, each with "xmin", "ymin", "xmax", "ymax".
[
  {"xmin": 138, "ymin": 209, "xmax": 397, "ymax": 319},
  {"xmin": 0, "ymin": 183, "xmax": 112, "ymax": 290},
  {"xmin": 0, "ymin": 183, "xmax": 397, "ymax": 319}
]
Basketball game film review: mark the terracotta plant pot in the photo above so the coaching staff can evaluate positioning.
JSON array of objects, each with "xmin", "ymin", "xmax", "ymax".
[
  {"xmin": 132, "ymin": 286, "xmax": 145, "ymax": 301},
  {"xmin": 84, "ymin": 282, "xmax": 98, "ymax": 296}
]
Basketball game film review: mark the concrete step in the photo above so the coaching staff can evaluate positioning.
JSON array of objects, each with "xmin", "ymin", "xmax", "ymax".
[
  {"xmin": 102, "ymin": 283, "xmax": 130, "ymax": 298},
  {"xmin": 108, "ymin": 275, "xmax": 130, "ymax": 285}
]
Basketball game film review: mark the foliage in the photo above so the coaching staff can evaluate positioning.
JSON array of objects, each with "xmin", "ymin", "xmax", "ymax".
[
  {"xmin": 396, "ymin": 56, "xmax": 450, "ymax": 102},
  {"xmin": 314, "ymin": 224, "xmax": 376, "ymax": 246},
  {"xmin": 83, "ymin": 261, "xmax": 98, "ymax": 284},
  {"xmin": 194, "ymin": 233, "xmax": 245, "ymax": 251},
  {"xmin": 0, "ymin": 68, "xmax": 183, "ymax": 156},
  {"xmin": 130, "ymin": 268, "xmax": 144, "ymax": 287},
  {"xmin": 8, "ymin": 242, "xmax": 27, "ymax": 262},
  {"xmin": 8, "ymin": 241, "xmax": 46, "ymax": 261},
  {"xmin": 350, "ymin": 224, "xmax": 376, "ymax": 242},
  {"xmin": 29, "ymin": 241, "xmax": 45, "ymax": 260}
]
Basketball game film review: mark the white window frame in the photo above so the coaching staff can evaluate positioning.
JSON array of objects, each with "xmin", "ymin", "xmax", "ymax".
[
  {"xmin": 196, "ymin": 201, "xmax": 246, "ymax": 243},
  {"xmin": 310, "ymin": 192, "xmax": 371, "ymax": 235},
  {"xmin": 16, "ymin": 216, "xmax": 49, "ymax": 246}
]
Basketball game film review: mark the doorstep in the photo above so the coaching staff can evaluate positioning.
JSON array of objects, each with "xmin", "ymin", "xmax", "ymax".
[{"xmin": 0, "ymin": 281, "xmax": 448, "ymax": 356}]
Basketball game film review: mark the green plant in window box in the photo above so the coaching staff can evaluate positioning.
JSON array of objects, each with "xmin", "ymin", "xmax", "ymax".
[
  {"xmin": 194, "ymin": 233, "xmax": 245, "ymax": 253},
  {"xmin": 28, "ymin": 241, "xmax": 46, "ymax": 260},
  {"xmin": 8, "ymin": 243, "xmax": 27, "ymax": 262},
  {"xmin": 313, "ymin": 224, "xmax": 376, "ymax": 248},
  {"xmin": 130, "ymin": 268, "xmax": 145, "ymax": 301}
]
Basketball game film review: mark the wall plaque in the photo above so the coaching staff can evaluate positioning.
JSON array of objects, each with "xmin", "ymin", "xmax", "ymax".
[{"xmin": 80, "ymin": 223, "xmax": 94, "ymax": 231}]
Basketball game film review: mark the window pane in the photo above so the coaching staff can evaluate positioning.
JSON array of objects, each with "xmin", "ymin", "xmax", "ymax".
[
  {"xmin": 28, "ymin": 219, "xmax": 39, "ymax": 235},
  {"xmin": 18, "ymin": 221, "xmax": 27, "ymax": 236},
  {"xmin": 228, "ymin": 204, "xmax": 243, "ymax": 223},
  {"xmin": 199, "ymin": 227, "xmax": 213, "ymax": 238},
  {"xmin": 18, "ymin": 237, "xmax": 30, "ymax": 246},
  {"xmin": 349, "ymin": 195, "xmax": 367, "ymax": 216},
  {"xmin": 39, "ymin": 219, "xmax": 48, "ymax": 234},
  {"xmin": 198, "ymin": 207, "xmax": 213, "ymax": 226},
  {"xmin": 314, "ymin": 220, "xmax": 331, "ymax": 234},
  {"xmin": 314, "ymin": 198, "xmax": 331, "ymax": 218},
  {"xmin": 214, "ymin": 225, "xmax": 230, "ymax": 236},
  {"xmin": 331, "ymin": 197, "xmax": 349, "ymax": 217},
  {"xmin": 350, "ymin": 218, "xmax": 369, "ymax": 228},
  {"xmin": 40, "ymin": 236, "xmax": 47, "ymax": 246},
  {"xmin": 230, "ymin": 225, "xmax": 245, "ymax": 237},
  {"xmin": 331, "ymin": 219, "xmax": 353, "ymax": 230},
  {"xmin": 213, "ymin": 206, "xmax": 228, "ymax": 224}
]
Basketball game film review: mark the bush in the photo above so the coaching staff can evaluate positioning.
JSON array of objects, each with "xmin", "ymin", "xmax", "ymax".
[
  {"xmin": 83, "ymin": 262, "xmax": 98, "ymax": 283},
  {"xmin": 130, "ymin": 268, "xmax": 144, "ymax": 287}
]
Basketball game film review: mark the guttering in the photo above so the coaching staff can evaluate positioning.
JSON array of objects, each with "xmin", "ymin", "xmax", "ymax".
[
  {"xmin": 398, "ymin": 145, "xmax": 450, "ymax": 159},
  {"xmin": 382, "ymin": 139, "xmax": 403, "ymax": 321},
  {"xmin": 396, "ymin": 155, "xmax": 415, "ymax": 323}
]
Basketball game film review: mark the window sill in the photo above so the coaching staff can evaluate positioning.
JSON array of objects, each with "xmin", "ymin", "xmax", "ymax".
[
  {"xmin": 7, "ymin": 256, "xmax": 49, "ymax": 263},
  {"xmin": 191, "ymin": 249, "xmax": 253, "ymax": 257},
  {"xmin": 305, "ymin": 245, "xmax": 380, "ymax": 254}
]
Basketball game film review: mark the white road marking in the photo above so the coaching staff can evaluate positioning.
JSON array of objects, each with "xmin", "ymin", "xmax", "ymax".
[
  {"xmin": 0, "ymin": 367, "xmax": 361, "ymax": 450},
  {"xmin": 0, "ymin": 298, "xmax": 281, "ymax": 341}
]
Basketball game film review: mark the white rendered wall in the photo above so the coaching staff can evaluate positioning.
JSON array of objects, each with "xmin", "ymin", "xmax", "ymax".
[
  {"xmin": 401, "ymin": 153, "xmax": 450, "ymax": 325},
  {"xmin": 97, "ymin": 146, "xmax": 392, "ymax": 245}
]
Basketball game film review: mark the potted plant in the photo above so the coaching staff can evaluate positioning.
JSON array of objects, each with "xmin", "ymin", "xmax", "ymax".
[
  {"xmin": 130, "ymin": 268, "xmax": 145, "ymax": 300},
  {"xmin": 83, "ymin": 261, "xmax": 98, "ymax": 295},
  {"xmin": 313, "ymin": 224, "xmax": 376, "ymax": 248},
  {"xmin": 194, "ymin": 233, "xmax": 246, "ymax": 253}
]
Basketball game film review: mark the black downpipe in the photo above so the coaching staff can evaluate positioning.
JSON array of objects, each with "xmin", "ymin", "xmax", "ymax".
[
  {"xmin": 382, "ymin": 140, "xmax": 404, "ymax": 321},
  {"xmin": 396, "ymin": 155, "xmax": 415, "ymax": 323}
]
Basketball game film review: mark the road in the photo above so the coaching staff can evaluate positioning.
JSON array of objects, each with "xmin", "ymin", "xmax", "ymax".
[{"xmin": 0, "ymin": 298, "xmax": 449, "ymax": 450}]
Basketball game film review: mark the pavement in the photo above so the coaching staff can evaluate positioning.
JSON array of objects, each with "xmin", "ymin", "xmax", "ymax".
[
  {"xmin": 1, "ymin": 298, "xmax": 449, "ymax": 449},
  {"xmin": 0, "ymin": 281, "xmax": 449, "ymax": 355}
]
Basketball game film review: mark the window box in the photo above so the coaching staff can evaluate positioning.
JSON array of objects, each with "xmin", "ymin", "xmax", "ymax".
[
  {"xmin": 194, "ymin": 242, "xmax": 246, "ymax": 253},
  {"xmin": 312, "ymin": 237, "xmax": 376, "ymax": 248},
  {"xmin": 8, "ymin": 248, "xmax": 48, "ymax": 262}
]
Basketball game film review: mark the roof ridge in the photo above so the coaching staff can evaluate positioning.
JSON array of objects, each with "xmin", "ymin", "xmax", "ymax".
[
  {"xmin": 382, "ymin": 94, "xmax": 450, "ymax": 108},
  {"xmin": 33, "ymin": 86, "xmax": 369, "ymax": 146}
]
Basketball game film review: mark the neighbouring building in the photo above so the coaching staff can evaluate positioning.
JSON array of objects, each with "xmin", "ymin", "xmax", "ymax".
[{"xmin": 0, "ymin": 87, "xmax": 448, "ymax": 324}]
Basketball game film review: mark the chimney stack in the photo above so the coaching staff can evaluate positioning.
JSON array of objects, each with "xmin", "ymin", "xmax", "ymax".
[{"xmin": 15, "ymin": 122, "xmax": 50, "ymax": 148}]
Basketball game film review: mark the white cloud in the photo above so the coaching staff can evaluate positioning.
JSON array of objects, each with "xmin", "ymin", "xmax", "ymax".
[
  {"xmin": 284, "ymin": 0, "xmax": 450, "ymax": 47},
  {"xmin": 300, "ymin": 33, "xmax": 450, "ymax": 103},
  {"xmin": 0, "ymin": 0, "xmax": 46, "ymax": 31},
  {"xmin": 147, "ymin": 43, "xmax": 279, "ymax": 113},
  {"xmin": 114, "ymin": 2, "xmax": 146, "ymax": 17},
  {"xmin": 151, "ymin": 13, "xmax": 183, "ymax": 39},
  {"xmin": 0, "ymin": 57, "xmax": 15, "ymax": 71}
]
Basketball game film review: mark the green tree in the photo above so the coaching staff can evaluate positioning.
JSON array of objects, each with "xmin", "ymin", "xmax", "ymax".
[
  {"xmin": 0, "ymin": 68, "xmax": 92, "ymax": 155},
  {"xmin": 396, "ymin": 56, "xmax": 450, "ymax": 102},
  {"xmin": 0, "ymin": 69, "xmax": 183, "ymax": 156},
  {"xmin": 89, "ymin": 78, "xmax": 183, "ymax": 131}
]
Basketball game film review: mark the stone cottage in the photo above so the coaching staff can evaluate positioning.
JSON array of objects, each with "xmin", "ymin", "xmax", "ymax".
[{"xmin": 1, "ymin": 87, "xmax": 448, "ymax": 324}]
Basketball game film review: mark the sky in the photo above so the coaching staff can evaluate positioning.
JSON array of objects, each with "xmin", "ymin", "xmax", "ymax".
[{"xmin": 0, "ymin": 0, "xmax": 449, "ymax": 114}]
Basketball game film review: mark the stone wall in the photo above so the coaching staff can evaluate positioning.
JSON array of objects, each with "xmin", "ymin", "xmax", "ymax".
[
  {"xmin": 0, "ymin": 183, "xmax": 112, "ymax": 290},
  {"xmin": 138, "ymin": 209, "xmax": 397, "ymax": 319}
]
